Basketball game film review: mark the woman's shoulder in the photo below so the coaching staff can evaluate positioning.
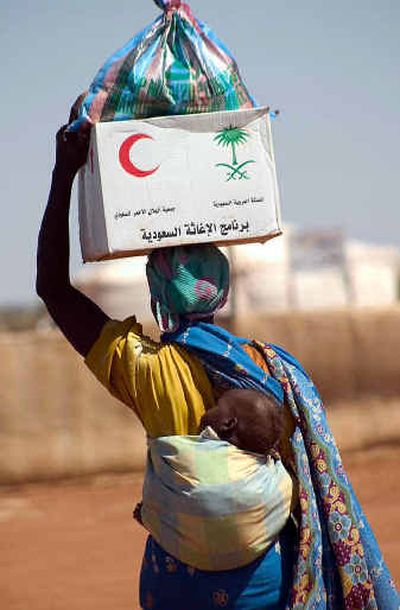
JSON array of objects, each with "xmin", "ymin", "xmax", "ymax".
[{"xmin": 86, "ymin": 315, "xmax": 165, "ymax": 360}]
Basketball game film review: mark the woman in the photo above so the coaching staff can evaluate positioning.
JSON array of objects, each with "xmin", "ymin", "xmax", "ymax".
[{"xmin": 37, "ymin": 108, "xmax": 397, "ymax": 609}]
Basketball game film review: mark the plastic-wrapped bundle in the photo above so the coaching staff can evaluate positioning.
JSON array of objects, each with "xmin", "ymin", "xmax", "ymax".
[{"xmin": 70, "ymin": 0, "xmax": 255, "ymax": 130}]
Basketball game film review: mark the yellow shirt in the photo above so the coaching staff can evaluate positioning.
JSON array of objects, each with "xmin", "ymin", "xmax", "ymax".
[
  {"xmin": 85, "ymin": 318, "xmax": 296, "ymax": 455},
  {"xmin": 85, "ymin": 316, "xmax": 215, "ymax": 438},
  {"xmin": 86, "ymin": 317, "xmax": 298, "ymax": 510}
]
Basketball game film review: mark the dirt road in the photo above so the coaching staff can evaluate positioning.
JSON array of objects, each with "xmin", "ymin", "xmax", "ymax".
[{"xmin": 0, "ymin": 447, "xmax": 398, "ymax": 610}]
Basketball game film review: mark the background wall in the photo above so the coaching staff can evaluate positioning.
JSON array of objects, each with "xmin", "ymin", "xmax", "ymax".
[
  {"xmin": 1, "ymin": 307, "xmax": 399, "ymax": 484},
  {"xmin": 234, "ymin": 307, "xmax": 400, "ymax": 401}
]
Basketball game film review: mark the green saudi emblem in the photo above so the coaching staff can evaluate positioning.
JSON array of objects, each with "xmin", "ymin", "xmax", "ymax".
[{"xmin": 214, "ymin": 126, "xmax": 255, "ymax": 181}]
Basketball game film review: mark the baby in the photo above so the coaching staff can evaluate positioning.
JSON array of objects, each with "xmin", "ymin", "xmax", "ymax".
[
  {"xmin": 134, "ymin": 388, "xmax": 285, "ymax": 524},
  {"xmin": 199, "ymin": 388, "xmax": 284, "ymax": 456},
  {"xmin": 135, "ymin": 387, "xmax": 292, "ymax": 570}
]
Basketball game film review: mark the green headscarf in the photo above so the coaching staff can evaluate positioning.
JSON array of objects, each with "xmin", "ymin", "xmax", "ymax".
[{"xmin": 146, "ymin": 245, "xmax": 230, "ymax": 333}]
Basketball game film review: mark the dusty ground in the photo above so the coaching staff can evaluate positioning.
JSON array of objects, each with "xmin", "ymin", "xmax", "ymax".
[{"xmin": 0, "ymin": 447, "xmax": 398, "ymax": 610}]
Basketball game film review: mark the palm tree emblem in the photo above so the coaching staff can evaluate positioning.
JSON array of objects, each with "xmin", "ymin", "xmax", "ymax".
[{"xmin": 214, "ymin": 126, "xmax": 255, "ymax": 181}]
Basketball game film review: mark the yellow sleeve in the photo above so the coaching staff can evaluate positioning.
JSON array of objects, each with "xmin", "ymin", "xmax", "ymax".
[{"xmin": 85, "ymin": 316, "xmax": 215, "ymax": 437}]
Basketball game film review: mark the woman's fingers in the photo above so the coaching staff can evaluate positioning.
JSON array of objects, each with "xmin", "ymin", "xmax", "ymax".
[{"xmin": 68, "ymin": 91, "xmax": 88, "ymax": 124}]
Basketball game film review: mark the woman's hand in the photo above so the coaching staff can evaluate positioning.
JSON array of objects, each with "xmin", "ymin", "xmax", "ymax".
[
  {"xmin": 55, "ymin": 125, "xmax": 90, "ymax": 179},
  {"xmin": 55, "ymin": 92, "xmax": 90, "ymax": 179}
]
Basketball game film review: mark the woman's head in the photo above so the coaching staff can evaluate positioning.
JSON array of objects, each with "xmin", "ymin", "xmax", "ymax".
[
  {"xmin": 200, "ymin": 389, "xmax": 284, "ymax": 455},
  {"xmin": 146, "ymin": 245, "xmax": 230, "ymax": 332}
]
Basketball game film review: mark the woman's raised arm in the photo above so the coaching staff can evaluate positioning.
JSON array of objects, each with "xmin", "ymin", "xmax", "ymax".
[{"xmin": 36, "ymin": 99, "xmax": 109, "ymax": 357}]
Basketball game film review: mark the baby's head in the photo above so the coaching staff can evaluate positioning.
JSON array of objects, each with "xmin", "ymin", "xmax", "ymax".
[{"xmin": 199, "ymin": 389, "xmax": 283, "ymax": 455}]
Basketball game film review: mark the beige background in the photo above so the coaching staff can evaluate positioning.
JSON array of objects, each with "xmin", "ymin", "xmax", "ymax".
[{"xmin": 1, "ymin": 307, "xmax": 399, "ymax": 484}]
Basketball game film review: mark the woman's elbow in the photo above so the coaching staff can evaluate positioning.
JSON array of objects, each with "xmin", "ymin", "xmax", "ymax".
[{"xmin": 36, "ymin": 273, "xmax": 67, "ymax": 304}]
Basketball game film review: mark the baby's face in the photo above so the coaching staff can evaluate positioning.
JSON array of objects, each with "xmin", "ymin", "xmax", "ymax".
[
  {"xmin": 199, "ymin": 391, "xmax": 260, "ymax": 451},
  {"xmin": 200, "ymin": 389, "xmax": 283, "ymax": 455},
  {"xmin": 199, "ymin": 398, "xmax": 234, "ymax": 434}
]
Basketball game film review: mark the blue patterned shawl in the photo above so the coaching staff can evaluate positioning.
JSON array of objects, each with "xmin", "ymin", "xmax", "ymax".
[{"xmin": 163, "ymin": 322, "xmax": 398, "ymax": 610}]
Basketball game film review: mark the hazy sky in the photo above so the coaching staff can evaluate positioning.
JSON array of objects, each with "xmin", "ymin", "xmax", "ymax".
[{"xmin": 1, "ymin": 0, "xmax": 399, "ymax": 305}]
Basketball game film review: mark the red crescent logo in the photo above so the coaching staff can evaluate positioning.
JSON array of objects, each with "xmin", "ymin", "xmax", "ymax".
[{"xmin": 119, "ymin": 134, "xmax": 159, "ymax": 178}]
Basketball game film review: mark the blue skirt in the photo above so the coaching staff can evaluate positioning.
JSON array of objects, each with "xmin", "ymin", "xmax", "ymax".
[{"xmin": 139, "ymin": 523, "xmax": 295, "ymax": 610}]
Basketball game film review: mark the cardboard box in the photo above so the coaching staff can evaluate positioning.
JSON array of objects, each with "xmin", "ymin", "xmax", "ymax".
[{"xmin": 78, "ymin": 107, "xmax": 282, "ymax": 262}]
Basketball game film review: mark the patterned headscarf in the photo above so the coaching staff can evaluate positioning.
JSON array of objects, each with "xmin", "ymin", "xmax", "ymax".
[{"xmin": 146, "ymin": 245, "xmax": 230, "ymax": 333}]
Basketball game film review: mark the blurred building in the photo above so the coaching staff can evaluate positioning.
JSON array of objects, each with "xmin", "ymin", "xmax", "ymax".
[
  {"xmin": 73, "ymin": 227, "xmax": 400, "ymax": 321},
  {"xmin": 75, "ymin": 256, "xmax": 151, "ymax": 321},
  {"xmin": 228, "ymin": 227, "xmax": 399, "ymax": 313},
  {"xmin": 346, "ymin": 240, "xmax": 399, "ymax": 307}
]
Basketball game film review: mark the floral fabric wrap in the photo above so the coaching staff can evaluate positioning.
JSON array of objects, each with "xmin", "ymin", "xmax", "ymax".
[
  {"xmin": 70, "ymin": 0, "xmax": 255, "ymax": 131},
  {"xmin": 166, "ymin": 321, "xmax": 399, "ymax": 609}
]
